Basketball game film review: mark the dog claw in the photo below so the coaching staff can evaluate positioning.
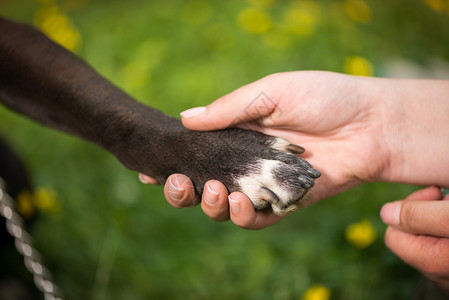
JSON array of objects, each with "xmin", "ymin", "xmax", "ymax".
[
  {"xmin": 260, "ymin": 187, "xmax": 281, "ymax": 204},
  {"xmin": 306, "ymin": 168, "xmax": 321, "ymax": 179},
  {"xmin": 270, "ymin": 138, "xmax": 305, "ymax": 155},
  {"xmin": 286, "ymin": 144, "xmax": 305, "ymax": 154},
  {"xmin": 298, "ymin": 175, "xmax": 315, "ymax": 189}
]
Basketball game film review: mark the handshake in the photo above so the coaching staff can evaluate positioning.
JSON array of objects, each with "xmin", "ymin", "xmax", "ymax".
[
  {"xmin": 1, "ymin": 17, "xmax": 449, "ymax": 295},
  {"xmin": 142, "ymin": 72, "xmax": 449, "ymax": 295}
]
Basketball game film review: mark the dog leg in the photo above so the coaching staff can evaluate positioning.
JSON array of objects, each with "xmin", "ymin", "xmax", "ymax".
[{"xmin": 0, "ymin": 17, "xmax": 320, "ymax": 215}]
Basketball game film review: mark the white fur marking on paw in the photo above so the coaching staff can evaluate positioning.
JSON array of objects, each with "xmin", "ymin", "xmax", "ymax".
[
  {"xmin": 237, "ymin": 159, "xmax": 290, "ymax": 210},
  {"xmin": 269, "ymin": 137, "xmax": 291, "ymax": 152}
]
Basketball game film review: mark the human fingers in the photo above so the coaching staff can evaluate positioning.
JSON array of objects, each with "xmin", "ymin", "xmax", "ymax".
[
  {"xmin": 381, "ymin": 198, "xmax": 449, "ymax": 238},
  {"xmin": 384, "ymin": 226, "xmax": 449, "ymax": 294},
  {"xmin": 228, "ymin": 192, "xmax": 284, "ymax": 230},
  {"xmin": 200, "ymin": 180, "xmax": 230, "ymax": 222},
  {"xmin": 138, "ymin": 173, "xmax": 160, "ymax": 185},
  {"xmin": 180, "ymin": 74, "xmax": 285, "ymax": 131},
  {"xmin": 163, "ymin": 174, "xmax": 200, "ymax": 208}
]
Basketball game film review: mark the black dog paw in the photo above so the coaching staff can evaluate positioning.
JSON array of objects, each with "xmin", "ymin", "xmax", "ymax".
[{"xmin": 161, "ymin": 127, "xmax": 321, "ymax": 216}]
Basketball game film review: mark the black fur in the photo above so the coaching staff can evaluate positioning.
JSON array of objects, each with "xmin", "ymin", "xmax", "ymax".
[{"xmin": 0, "ymin": 17, "xmax": 320, "ymax": 214}]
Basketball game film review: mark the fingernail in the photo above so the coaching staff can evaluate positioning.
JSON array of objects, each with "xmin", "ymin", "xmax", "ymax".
[
  {"xmin": 380, "ymin": 201, "xmax": 402, "ymax": 226},
  {"xmin": 168, "ymin": 177, "xmax": 185, "ymax": 202},
  {"xmin": 204, "ymin": 182, "xmax": 219, "ymax": 206},
  {"xmin": 180, "ymin": 106, "xmax": 206, "ymax": 119},
  {"xmin": 229, "ymin": 195, "xmax": 241, "ymax": 214}
]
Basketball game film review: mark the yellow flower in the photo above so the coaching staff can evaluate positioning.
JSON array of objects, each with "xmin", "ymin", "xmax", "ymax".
[
  {"xmin": 345, "ymin": 219, "xmax": 377, "ymax": 249},
  {"xmin": 34, "ymin": 187, "xmax": 61, "ymax": 213},
  {"xmin": 16, "ymin": 189, "xmax": 36, "ymax": 220},
  {"xmin": 344, "ymin": 56, "xmax": 374, "ymax": 76},
  {"xmin": 302, "ymin": 284, "xmax": 331, "ymax": 300},
  {"xmin": 344, "ymin": 0, "xmax": 372, "ymax": 23},
  {"xmin": 34, "ymin": 5, "xmax": 82, "ymax": 52},
  {"xmin": 284, "ymin": 8, "xmax": 317, "ymax": 36},
  {"xmin": 237, "ymin": 7, "xmax": 272, "ymax": 34},
  {"xmin": 425, "ymin": 0, "xmax": 446, "ymax": 12},
  {"xmin": 16, "ymin": 187, "xmax": 62, "ymax": 217}
]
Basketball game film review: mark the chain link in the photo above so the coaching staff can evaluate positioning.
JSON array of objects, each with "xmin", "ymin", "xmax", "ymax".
[{"xmin": 0, "ymin": 178, "xmax": 64, "ymax": 300}]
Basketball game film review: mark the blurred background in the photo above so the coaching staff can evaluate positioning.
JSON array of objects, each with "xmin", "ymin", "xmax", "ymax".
[{"xmin": 1, "ymin": 0, "xmax": 449, "ymax": 299}]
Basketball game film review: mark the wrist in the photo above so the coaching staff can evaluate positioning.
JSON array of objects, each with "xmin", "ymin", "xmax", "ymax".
[
  {"xmin": 376, "ymin": 78, "xmax": 449, "ymax": 186},
  {"xmin": 363, "ymin": 77, "xmax": 404, "ymax": 183}
]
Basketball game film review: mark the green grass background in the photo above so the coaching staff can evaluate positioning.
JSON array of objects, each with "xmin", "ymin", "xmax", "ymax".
[{"xmin": 1, "ymin": 0, "xmax": 449, "ymax": 299}]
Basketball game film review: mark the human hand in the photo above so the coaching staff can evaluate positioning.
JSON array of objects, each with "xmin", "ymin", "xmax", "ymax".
[
  {"xmin": 141, "ymin": 71, "xmax": 394, "ymax": 229},
  {"xmin": 381, "ymin": 186, "xmax": 449, "ymax": 295}
]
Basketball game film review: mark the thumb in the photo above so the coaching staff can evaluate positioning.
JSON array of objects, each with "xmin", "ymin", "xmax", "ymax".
[
  {"xmin": 180, "ymin": 74, "xmax": 283, "ymax": 131},
  {"xmin": 380, "ymin": 186, "xmax": 449, "ymax": 237},
  {"xmin": 379, "ymin": 186, "xmax": 441, "ymax": 229}
]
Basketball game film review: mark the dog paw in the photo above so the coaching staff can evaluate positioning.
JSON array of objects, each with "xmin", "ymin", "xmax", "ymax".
[
  {"xmin": 235, "ymin": 136, "xmax": 320, "ymax": 215},
  {"xmin": 171, "ymin": 128, "xmax": 320, "ymax": 216}
]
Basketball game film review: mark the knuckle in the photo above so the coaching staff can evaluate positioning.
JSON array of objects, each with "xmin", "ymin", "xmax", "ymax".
[{"xmin": 400, "ymin": 202, "xmax": 423, "ymax": 231}]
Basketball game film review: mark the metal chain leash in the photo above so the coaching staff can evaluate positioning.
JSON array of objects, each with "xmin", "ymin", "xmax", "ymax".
[{"xmin": 0, "ymin": 178, "xmax": 64, "ymax": 300}]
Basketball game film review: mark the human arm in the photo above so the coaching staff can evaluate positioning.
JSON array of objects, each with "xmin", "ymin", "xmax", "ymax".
[{"xmin": 147, "ymin": 71, "xmax": 449, "ymax": 229}]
